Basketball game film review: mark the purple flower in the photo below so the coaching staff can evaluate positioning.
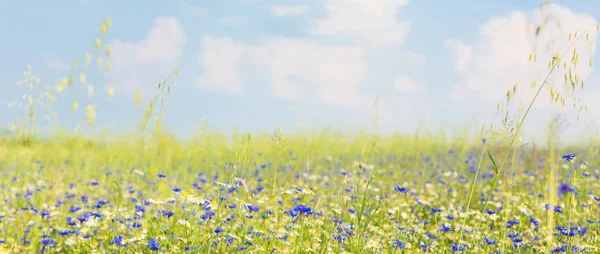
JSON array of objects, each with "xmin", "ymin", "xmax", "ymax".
[
  {"xmin": 147, "ymin": 238, "xmax": 160, "ymax": 251},
  {"xmin": 561, "ymin": 154, "xmax": 576, "ymax": 162}
]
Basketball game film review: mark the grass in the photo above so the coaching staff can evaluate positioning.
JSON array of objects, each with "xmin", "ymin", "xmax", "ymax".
[
  {"xmin": 2, "ymin": 2, "xmax": 600, "ymax": 253},
  {"xmin": 0, "ymin": 130, "xmax": 599, "ymax": 253}
]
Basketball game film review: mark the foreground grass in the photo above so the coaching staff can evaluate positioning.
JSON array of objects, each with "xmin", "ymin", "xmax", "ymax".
[{"xmin": 0, "ymin": 131, "xmax": 598, "ymax": 254}]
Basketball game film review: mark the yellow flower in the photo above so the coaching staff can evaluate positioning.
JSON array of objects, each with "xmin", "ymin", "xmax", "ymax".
[
  {"xmin": 95, "ymin": 38, "xmax": 101, "ymax": 50},
  {"xmin": 105, "ymin": 17, "xmax": 112, "ymax": 28},
  {"xmin": 79, "ymin": 73, "xmax": 87, "ymax": 84},
  {"xmin": 86, "ymin": 104, "xmax": 96, "ymax": 125},
  {"xmin": 106, "ymin": 60, "xmax": 112, "ymax": 71},
  {"xmin": 72, "ymin": 100, "xmax": 79, "ymax": 111},
  {"xmin": 85, "ymin": 53, "xmax": 92, "ymax": 66},
  {"xmin": 108, "ymin": 87, "xmax": 115, "ymax": 98}
]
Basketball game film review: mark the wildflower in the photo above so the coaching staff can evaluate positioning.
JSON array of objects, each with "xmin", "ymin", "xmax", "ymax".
[
  {"xmin": 40, "ymin": 210, "xmax": 50, "ymax": 218},
  {"xmin": 558, "ymin": 183, "xmax": 575, "ymax": 199},
  {"xmin": 507, "ymin": 220, "xmax": 520, "ymax": 229},
  {"xmin": 484, "ymin": 238, "xmax": 497, "ymax": 245},
  {"xmin": 392, "ymin": 239, "xmax": 405, "ymax": 249},
  {"xmin": 529, "ymin": 217, "xmax": 540, "ymax": 226},
  {"xmin": 551, "ymin": 245, "xmax": 567, "ymax": 253},
  {"xmin": 554, "ymin": 206, "xmax": 563, "ymax": 214},
  {"xmin": 135, "ymin": 205, "xmax": 145, "ymax": 213},
  {"xmin": 293, "ymin": 204, "xmax": 313, "ymax": 215},
  {"xmin": 430, "ymin": 207, "xmax": 443, "ymax": 214},
  {"xmin": 281, "ymin": 187, "xmax": 314, "ymax": 195},
  {"xmin": 157, "ymin": 173, "xmax": 166, "ymax": 178},
  {"xmin": 161, "ymin": 210, "xmax": 174, "ymax": 218},
  {"xmin": 451, "ymin": 244, "xmax": 467, "ymax": 251},
  {"xmin": 394, "ymin": 186, "xmax": 408, "ymax": 193},
  {"xmin": 40, "ymin": 239, "xmax": 54, "ymax": 246},
  {"xmin": 561, "ymin": 154, "xmax": 576, "ymax": 162},
  {"xmin": 365, "ymin": 240, "xmax": 381, "ymax": 250},
  {"xmin": 439, "ymin": 224, "xmax": 453, "ymax": 232},
  {"xmin": 147, "ymin": 238, "xmax": 160, "ymax": 251},
  {"xmin": 110, "ymin": 236, "xmax": 126, "ymax": 246}
]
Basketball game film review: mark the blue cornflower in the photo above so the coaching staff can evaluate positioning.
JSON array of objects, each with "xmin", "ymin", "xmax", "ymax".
[
  {"xmin": 172, "ymin": 188, "xmax": 182, "ymax": 192},
  {"xmin": 506, "ymin": 220, "xmax": 520, "ymax": 229},
  {"xmin": 293, "ymin": 204, "xmax": 312, "ymax": 215},
  {"xmin": 215, "ymin": 228, "xmax": 224, "ymax": 233},
  {"xmin": 58, "ymin": 230, "xmax": 73, "ymax": 236},
  {"xmin": 333, "ymin": 234, "xmax": 346, "ymax": 243},
  {"xmin": 284, "ymin": 209, "xmax": 298, "ymax": 217},
  {"xmin": 40, "ymin": 239, "xmax": 54, "ymax": 245},
  {"xmin": 93, "ymin": 200, "xmax": 107, "ymax": 209},
  {"xmin": 161, "ymin": 210, "xmax": 174, "ymax": 218},
  {"xmin": 551, "ymin": 245, "xmax": 567, "ymax": 253},
  {"xmin": 66, "ymin": 217, "xmax": 77, "ymax": 226},
  {"xmin": 558, "ymin": 183, "xmax": 575, "ymax": 199},
  {"xmin": 430, "ymin": 207, "xmax": 443, "ymax": 214},
  {"xmin": 561, "ymin": 154, "xmax": 576, "ymax": 162},
  {"xmin": 439, "ymin": 224, "xmax": 453, "ymax": 232},
  {"xmin": 200, "ymin": 211, "xmax": 215, "ymax": 220},
  {"xmin": 40, "ymin": 210, "xmax": 50, "ymax": 218},
  {"xmin": 529, "ymin": 217, "xmax": 540, "ymax": 226},
  {"xmin": 21, "ymin": 237, "xmax": 30, "ymax": 245},
  {"xmin": 394, "ymin": 186, "xmax": 408, "ymax": 193},
  {"xmin": 451, "ymin": 244, "xmax": 466, "ymax": 251},
  {"xmin": 135, "ymin": 205, "xmax": 145, "ymax": 213},
  {"xmin": 131, "ymin": 222, "xmax": 142, "ymax": 228},
  {"xmin": 157, "ymin": 173, "xmax": 166, "ymax": 178},
  {"xmin": 554, "ymin": 206, "xmax": 563, "ymax": 213},
  {"xmin": 147, "ymin": 238, "xmax": 160, "ymax": 251},
  {"xmin": 392, "ymin": 240, "xmax": 405, "ymax": 249},
  {"xmin": 110, "ymin": 235, "xmax": 125, "ymax": 246},
  {"xmin": 483, "ymin": 238, "xmax": 497, "ymax": 245}
]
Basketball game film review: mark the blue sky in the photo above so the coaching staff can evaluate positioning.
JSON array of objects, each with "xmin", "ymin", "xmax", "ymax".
[{"xmin": 1, "ymin": 0, "xmax": 600, "ymax": 140}]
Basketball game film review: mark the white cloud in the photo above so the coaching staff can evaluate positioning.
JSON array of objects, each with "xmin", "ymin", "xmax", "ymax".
[
  {"xmin": 311, "ymin": 0, "xmax": 412, "ymax": 47},
  {"xmin": 196, "ymin": 37, "xmax": 245, "ymax": 93},
  {"xmin": 196, "ymin": 0, "xmax": 421, "ymax": 108},
  {"xmin": 449, "ymin": 4, "xmax": 597, "ymax": 108},
  {"xmin": 394, "ymin": 75, "xmax": 425, "ymax": 93},
  {"xmin": 271, "ymin": 5, "xmax": 310, "ymax": 17},
  {"xmin": 197, "ymin": 36, "xmax": 367, "ymax": 106},
  {"xmin": 444, "ymin": 39, "xmax": 472, "ymax": 72},
  {"xmin": 108, "ymin": 17, "xmax": 186, "ymax": 92}
]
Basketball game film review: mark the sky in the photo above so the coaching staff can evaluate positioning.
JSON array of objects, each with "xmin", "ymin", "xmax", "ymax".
[{"xmin": 1, "ymin": 0, "xmax": 600, "ymax": 141}]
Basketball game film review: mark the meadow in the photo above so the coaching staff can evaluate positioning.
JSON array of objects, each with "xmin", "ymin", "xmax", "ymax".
[{"xmin": 2, "ymin": 9, "xmax": 600, "ymax": 254}]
